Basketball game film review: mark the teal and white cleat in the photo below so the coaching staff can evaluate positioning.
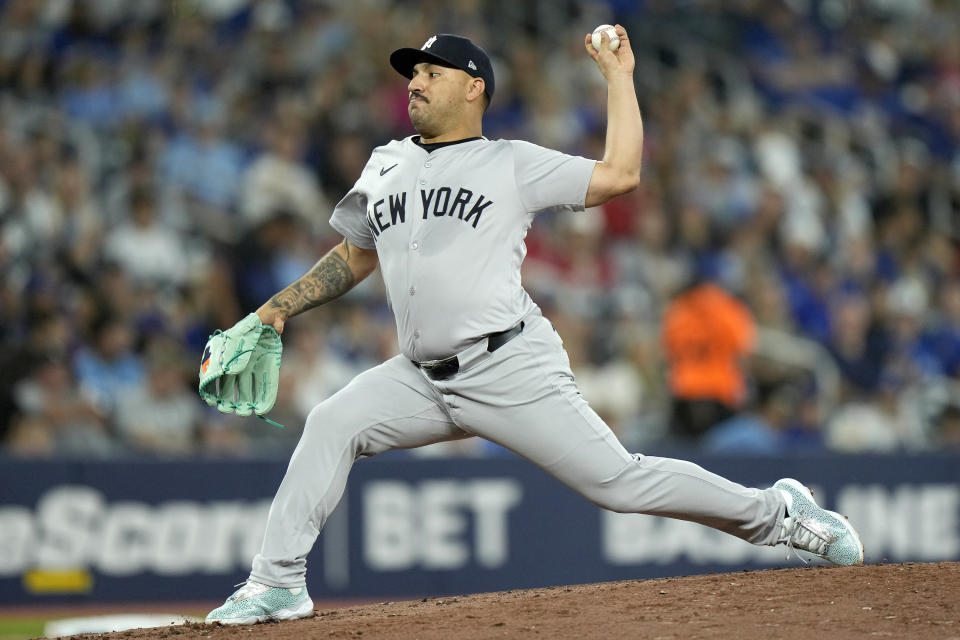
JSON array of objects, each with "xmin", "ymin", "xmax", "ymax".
[
  {"xmin": 775, "ymin": 478, "xmax": 864, "ymax": 566},
  {"xmin": 206, "ymin": 581, "xmax": 313, "ymax": 625}
]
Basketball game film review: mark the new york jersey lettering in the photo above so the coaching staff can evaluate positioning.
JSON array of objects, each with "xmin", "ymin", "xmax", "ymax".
[
  {"xmin": 431, "ymin": 187, "xmax": 452, "ymax": 217},
  {"xmin": 365, "ymin": 193, "xmax": 409, "ymax": 237},
  {"xmin": 463, "ymin": 195, "xmax": 494, "ymax": 228},
  {"xmin": 419, "ymin": 187, "xmax": 492, "ymax": 229},
  {"xmin": 369, "ymin": 187, "xmax": 493, "ymax": 237},
  {"xmin": 389, "ymin": 193, "xmax": 406, "ymax": 225}
]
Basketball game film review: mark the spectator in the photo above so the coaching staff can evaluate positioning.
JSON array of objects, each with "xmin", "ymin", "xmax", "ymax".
[
  {"xmin": 923, "ymin": 280, "xmax": 960, "ymax": 378},
  {"xmin": 49, "ymin": 155, "xmax": 102, "ymax": 278},
  {"xmin": 934, "ymin": 405, "xmax": 960, "ymax": 451},
  {"xmin": 286, "ymin": 316, "xmax": 369, "ymax": 421},
  {"xmin": 611, "ymin": 205, "xmax": 692, "ymax": 311},
  {"xmin": 240, "ymin": 118, "xmax": 328, "ymax": 232},
  {"xmin": 10, "ymin": 354, "xmax": 115, "ymax": 457},
  {"xmin": 73, "ymin": 313, "xmax": 144, "ymax": 415},
  {"xmin": 158, "ymin": 103, "xmax": 244, "ymax": 239},
  {"xmin": 104, "ymin": 186, "xmax": 189, "ymax": 288},
  {"xmin": 825, "ymin": 292, "xmax": 888, "ymax": 398},
  {"xmin": 825, "ymin": 392, "xmax": 903, "ymax": 454},
  {"xmin": 661, "ymin": 280, "xmax": 756, "ymax": 439},
  {"xmin": 0, "ymin": 312, "xmax": 71, "ymax": 443},
  {"xmin": 113, "ymin": 337, "xmax": 201, "ymax": 457},
  {"xmin": 0, "ymin": 143, "xmax": 58, "ymax": 271},
  {"xmin": 703, "ymin": 386, "xmax": 795, "ymax": 454},
  {"xmin": 231, "ymin": 209, "xmax": 318, "ymax": 312}
]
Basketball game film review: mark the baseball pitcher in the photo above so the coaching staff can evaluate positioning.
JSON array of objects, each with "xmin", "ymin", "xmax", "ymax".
[{"xmin": 201, "ymin": 26, "xmax": 864, "ymax": 625}]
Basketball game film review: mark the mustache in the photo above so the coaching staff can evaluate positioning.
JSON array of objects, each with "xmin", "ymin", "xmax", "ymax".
[{"xmin": 409, "ymin": 91, "xmax": 429, "ymax": 103}]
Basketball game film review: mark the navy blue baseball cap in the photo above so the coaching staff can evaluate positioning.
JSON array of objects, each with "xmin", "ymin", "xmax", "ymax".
[{"xmin": 390, "ymin": 34, "xmax": 495, "ymax": 102}]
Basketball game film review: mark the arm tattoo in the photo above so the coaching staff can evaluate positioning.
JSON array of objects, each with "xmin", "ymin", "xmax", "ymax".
[{"xmin": 268, "ymin": 240, "xmax": 356, "ymax": 317}]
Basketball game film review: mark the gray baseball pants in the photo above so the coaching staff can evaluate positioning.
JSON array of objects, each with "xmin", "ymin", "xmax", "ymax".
[{"xmin": 250, "ymin": 311, "xmax": 786, "ymax": 588}]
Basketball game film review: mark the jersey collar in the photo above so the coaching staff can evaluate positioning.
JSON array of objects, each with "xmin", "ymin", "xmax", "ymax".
[{"xmin": 411, "ymin": 135, "xmax": 486, "ymax": 153}]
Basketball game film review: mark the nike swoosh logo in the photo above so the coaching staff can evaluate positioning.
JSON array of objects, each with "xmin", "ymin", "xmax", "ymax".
[{"xmin": 380, "ymin": 164, "xmax": 398, "ymax": 176}]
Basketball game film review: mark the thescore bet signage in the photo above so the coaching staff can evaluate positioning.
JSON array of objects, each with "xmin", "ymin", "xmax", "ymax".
[{"xmin": 0, "ymin": 454, "xmax": 957, "ymax": 602}]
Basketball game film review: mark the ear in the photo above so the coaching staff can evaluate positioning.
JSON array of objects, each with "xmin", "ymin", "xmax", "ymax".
[{"xmin": 465, "ymin": 76, "xmax": 486, "ymax": 104}]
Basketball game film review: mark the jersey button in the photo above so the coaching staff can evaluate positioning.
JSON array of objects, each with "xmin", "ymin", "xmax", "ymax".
[
  {"xmin": 418, "ymin": 179, "xmax": 426, "ymax": 185},
  {"xmin": 411, "ymin": 241, "xmax": 419, "ymax": 250},
  {"xmin": 414, "ymin": 330, "xmax": 421, "ymax": 339},
  {"xmin": 424, "ymin": 162, "xmax": 431, "ymax": 168}
]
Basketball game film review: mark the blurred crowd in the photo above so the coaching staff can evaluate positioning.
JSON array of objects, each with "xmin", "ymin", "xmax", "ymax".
[{"xmin": 1, "ymin": 0, "xmax": 959, "ymax": 459}]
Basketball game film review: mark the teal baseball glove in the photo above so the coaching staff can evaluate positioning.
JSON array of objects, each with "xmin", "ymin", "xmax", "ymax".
[{"xmin": 199, "ymin": 313, "xmax": 283, "ymax": 418}]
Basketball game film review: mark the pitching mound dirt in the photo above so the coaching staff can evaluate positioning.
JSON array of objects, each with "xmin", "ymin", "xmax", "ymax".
[{"xmin": 63, "ymin": 562, "xmax": 958, "ymax": 640}]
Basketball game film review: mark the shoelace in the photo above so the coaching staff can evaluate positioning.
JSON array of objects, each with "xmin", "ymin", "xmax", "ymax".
[
  {"xmin": 782, "ymin": 515, "xmax": 833, "ymax": 564},
  {"xmin": 230, "ymin": 581, "xmax": 270, "ymax": 601}
]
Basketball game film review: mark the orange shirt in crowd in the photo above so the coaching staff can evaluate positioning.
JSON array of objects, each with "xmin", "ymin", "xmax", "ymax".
[{"xmin": 661, "ymin": 283, "xmax": 756, "ymax": 408}]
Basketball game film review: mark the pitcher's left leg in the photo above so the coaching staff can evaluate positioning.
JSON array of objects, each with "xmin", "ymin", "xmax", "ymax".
[{"xmin": 450, "ymin": 314, "xmax": 785, "ymax": 546}]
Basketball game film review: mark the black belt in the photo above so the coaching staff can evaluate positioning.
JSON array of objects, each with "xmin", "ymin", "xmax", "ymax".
[{"xmin": 413, "ymin": 322, "xmax": 525, "ymax": 381}]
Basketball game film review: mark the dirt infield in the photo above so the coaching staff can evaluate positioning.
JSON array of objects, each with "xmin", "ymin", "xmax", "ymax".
[{"xmin": 63, "ymin": 562, "xmax": 958, "ymax": 640}]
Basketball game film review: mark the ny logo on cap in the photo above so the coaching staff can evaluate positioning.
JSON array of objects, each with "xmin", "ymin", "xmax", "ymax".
[
  {"xmin": 468, "ymin": 60, "xmax": 477, "ymax": 70},
  {"xmin": 422, "ymin": 35, "xmax": 437, "ymax": 50}
]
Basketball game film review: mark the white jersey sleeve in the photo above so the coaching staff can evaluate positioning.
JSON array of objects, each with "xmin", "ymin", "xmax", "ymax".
[
  {"xmin": 329, "ymin": 185, "xmax": 375, "ymax": 250},
  {"xmin": 510, "ymin": 140, "xmax": 597, "ymax": 214}
]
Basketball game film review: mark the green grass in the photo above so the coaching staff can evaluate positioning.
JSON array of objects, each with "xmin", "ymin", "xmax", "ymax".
[{"xmin": 0, "ymin": 618, "xmax": 46, "ymax": 640}]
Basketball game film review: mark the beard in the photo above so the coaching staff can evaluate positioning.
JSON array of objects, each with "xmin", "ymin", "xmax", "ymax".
[
  {"xmin": 408, "ymin": 103, "xmax": 439, "ymax": 138},
  {"xmin": 409, "ymin": 92, "xmax": 456, "ymax": 139}
]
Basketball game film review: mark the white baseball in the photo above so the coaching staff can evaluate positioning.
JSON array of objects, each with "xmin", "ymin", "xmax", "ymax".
[{"xmin": 591, "ymin": 24, "xmax": 620, "ymax": 52}]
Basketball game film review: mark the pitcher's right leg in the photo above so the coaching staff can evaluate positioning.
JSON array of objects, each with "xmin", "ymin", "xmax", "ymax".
[{"xmin": 248, "ymin": 355, "xmax": 464, "ymax": 588}]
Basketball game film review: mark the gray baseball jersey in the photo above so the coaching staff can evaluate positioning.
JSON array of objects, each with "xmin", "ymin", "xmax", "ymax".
[
  {"xmin": 247, "ymin": 135, "xmax": 789, "ymax": 590},
  {"xmin": 330, "ymin": 136, "xmax": 594, "ymax": 361}
]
